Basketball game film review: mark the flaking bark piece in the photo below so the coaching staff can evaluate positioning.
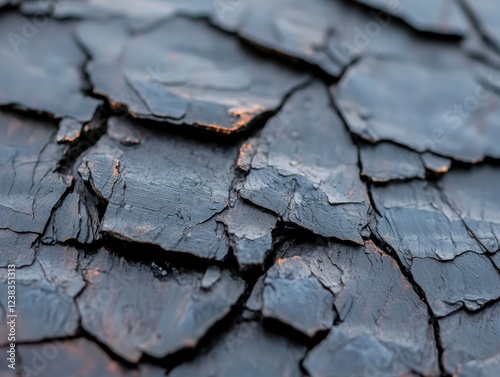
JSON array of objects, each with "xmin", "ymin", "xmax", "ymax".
[
  {"xmin": 216, "ymin": 199, "xmax": 277, "ymax": 269},
  {"xmin": 75, "ymin": 17, "xmax": 309, "ymax": 134},
  {"xmin": 18, "ymin": 338, "xmax": 165, "ymax": 377},
  {"xmin": 439, "ymin": 166, "xmax": 500, "ymax": 253},
  {"xmin": 440, "ymin": 302, "xmax": 500, "ymax": 375},
  {"xmin": 372, "ymin": 176, "xmax": 500, "ymax": 317},
  {"xmin": 77, "ymin": 249, "xmax": 245, "ymax": 362},
  {"xmin": 262, "ymin": 256, "xmax": 335, "ymax": 337},
  {"xmin": 372, "ymin": 180, "xmax": 480, "ymax": 263},
  {"xmin": 360, "ymin": 142, "xmax": 426, "ymax": 182},
  {"xmin": 411, "ymin": 252, "xmax": 500, "ymax": 317},
  {"xmin": 56, "ymin": 118, "xmax": 83, "ymax": 144},
  {"xmin": 240, "ymin": 83, "xmax": 369, "ymax": 243},
  {"xmin": 269, "ymin": 241, "xmax": 440, "ymax": 376},
  {"xmin": 212, "ymin": 0, "xmax": 465, "ymax": 78},
  {"xmin": 0, "ymin": 12, "xmax": 100, "ymax": 122},
  {"xmin": 354, "ymin": 0, "xmax": 468, "ymax": 36},
  {"xmin": 168, "ymin": 321, "xmax": 306, "ymax": 377},
  {"xmin": 0, "ymin": 230, "xmax": 37, "ymax": 268},
  {"xmin": 0, "ymin": 111, "xmax": 71, "ymax": 235},
  {"xmin": 335, "ymin": 57, "xmax": 500, "ymax": 162},
  {"xmin": 0, "ymin": 244, "xmax": 84, "ymax": 344},
  {"xmin": 421, "ymin": 152, "xmax": 452, "ymax": 173},
  {"xmin": 78, "ymin": 119, "xmax": 237, "ymax": 260}
]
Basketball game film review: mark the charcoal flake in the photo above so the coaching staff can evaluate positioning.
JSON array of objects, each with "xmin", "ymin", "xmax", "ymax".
[
  {"xmin": 0, "ymin": 244, "xmax": 83, "ymax": 344},
  {"xmin": 0, "ymin": 13, "xmax": 99, "ymax": 121},
  {"xmin": 0, "ymin": 111, "xmax": 71, "ymax": 235},
  {"xmin": 240, "ymin": 83, "xmax": 369, "ymax": 243},
  {"xmin": 78, "ymin": 121, "xmax": 236, "ymax": 260},
  {"xmin": 75, "ymin": 17, "xmax": 309, "ymax": 133},
  {"xmin": 440, "ymin": 302, "xmax": 500, "ymax": 375},
  {"xmin": 335, "ymin": 57, "xmax": 500, "ymax": 162},
  {"xmin": 77, "ymin": 249, "xmax": 245, "ymax": 362}
]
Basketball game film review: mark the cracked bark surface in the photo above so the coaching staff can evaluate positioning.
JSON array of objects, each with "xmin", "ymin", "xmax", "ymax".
[
  {"xmin": 354, "ymin": 0, "xmax": 468, "ymax": 36},
  {"xmin": 1, "ymin": 1, "xmax": 500, "ymax": 376}
]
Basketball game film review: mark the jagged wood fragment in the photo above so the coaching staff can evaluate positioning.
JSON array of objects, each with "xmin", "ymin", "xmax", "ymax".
[
  {"xmin": 439, "ymin": 166, "xmax": 500, "ymax": 253},
  {"xmin": 421, "ymin": 152, "xmax": 452, "ymax": 173},
  {"xmin": 78, "ymin": 119, "xmax": 237, "ymax": 260},
  {"xmin": 372, "ymin": 176, "xmax": 500, "ymax": 316},
  {"xmin": 360, "ymin": 142, "xmax": 426, "ymax": 182},
  {"xmin": 240, "ymin": 82, "xmax": 369, "ymax": 243},
  {"xmin": 354, "ymin": 0, "xmax": 468, "ymax": 36},
  {"xmin": 265, "ymin": 240, "xmax": 440, "ymax": 376},
  {"xmin": 75, "ymin": 18, "xmax": 308, "ymax": 133},
  {"xmin": 440, "ymin": 302, "xmax": 500, "ymax": 375},
  {"xmin": 0, "ymin": 12, "xmax": 99, "ymax": 121},
  {"xmin": 216, "ymin": 199, "xmax": 277, "ymax": 269},
  {"xmin": 262, "ymin": 256, "xmax": 335, "ymax": 337},
  {"xmin": 0, "ymin": 244, "xmax": 84, "ymax": 344},
  {"xmin": 77, "ymin": 249, "xmax": 245, "ymax": 362},
  {"xmin": 335, "ymin": 57, "xmax": 500, "ymax": 162},
  {"xmin": 0, "ymin": 111, "xmax": 71, "ymax": 235}
]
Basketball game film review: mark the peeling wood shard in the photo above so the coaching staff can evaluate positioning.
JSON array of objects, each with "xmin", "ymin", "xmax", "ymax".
[
  {"xmin": 354, "ymin": 0, "xmax": 468, "ymax": 36},
  {"xmin": 0, "ymin": 12, "xmax": 100, "ymax": 121},
  {"xmin": 266, "ymin": 242, "xmax": 438, "ymax": 377},
  {"xmin": 262, "ymin": 256, "xmax": 335, "ymax": 337},
  {"xmin": 0, "ymin": 230, "xmax": 37, "ymax": 268},
  {"xmin": 168, "ymin": 321, "xmax": 306, "ymax": 377},
  {"xmin": 75, "ymin": 18, "xmax": 309, "ymax": 133},
  {"xmin": 77, "ymin": 249, "xmax": 245, "ymax": 362},
  {"xmin": 0, "ymin": 244, "xmax": 83, "ymax": 344},
  {"xmin": 360, "ymin": 142, "xmax": 426, "ymax": 182},
  {"xmin": 335, "ymin": 57, "xmax": 500, "ymax": 163},
  {"xmin": 240, "ymin": 83, "xmax": 369, "ymax": 243},
  {"xmin": 0, "ymin": 111, "xmax": 71, "ymax": 235},
  {"xmin": 372, "ymin": 171, "xmax": 500, "ymax": 317},
  {"xmin": 18, "ymin": 338, "xmax": 165, "ymax": 377},
  {"xmin": 439, "ymin": 301, "xmax": 500, "ymax": 376},
  {"xmin": 78, "ymin": 119, "xmax": 235, "ymax": 259},
  {"xmin": 216, "ymin": 199, "xmax": 277, "ymax": 269},
  {"xmin": 439, "ymin": 166, "xmax": 500, "ymax": 253},
  {"xmin": 212, "ymin": 0, "xmax": 351, "ymax": 77}
]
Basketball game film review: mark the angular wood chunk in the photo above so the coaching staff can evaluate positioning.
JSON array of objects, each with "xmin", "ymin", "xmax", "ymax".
[
  {"xmin": 0, "ymin": 111, "xmax": 71, "ymax": 235},
  {"xmin": 79, "ymin": 120, "xmax": 236, "ymax": 260},
  {"xmin": 0, "ymin": 12, "xmax": 99, "ymax": 121},
  {"xmin": 75, "ymin": 18, "xmax": 308, "ymax": 133},
  {"xmin": 335, "ymin": 57, "xmax": 500, "ymax": 162},
  {"xmin": 296, "ymin": 241, "xmax": 439, "ymax": 376},
  {"xmin": 262, "ymin": 256, "xmax": 335, "ymax": 337},
  {"xmin": 77, "ymin": 249, "xmax": 245, "ymax": 362},
  {"xmin": 372, "ymin": 173, "xmax": 500, "ymax": 316},
  {"xmin": 0, "ymin": 245, "xmax": 84, "ymax": 344},
  {"xmin": 240, "ymin": 83, "xmax": 369, "ymax": 243},
  {"xmin": 360, "ymin": 142, "xmax": 426, "ymax": 182},
  {"xmin": 217, "ymin": 200, "xmax": 277, "ymax": 269},
  {"xmin": 440, "ymin": 302, "xmax": 500, "ymax": 375}
]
